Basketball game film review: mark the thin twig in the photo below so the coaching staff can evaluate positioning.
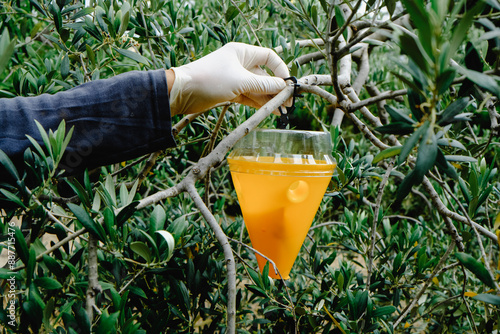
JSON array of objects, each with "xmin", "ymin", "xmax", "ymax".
[
  {"xmin": 13, "ymin": 228, "xmax": 87, "ymax": 272},
  {"xmin": 229, "ymin": 0, "xmax": 262, "ymax": 46},
  {"xmin": 367, "ymin": 160, "xmax": 393, "ymax": 289},
  {"xmin": 421, "ymin": 178, "xmax": 497, "ymax": 242},
  {"xmin": 394, "ymin": 240, "xmax": 456, "ymax": 329},
  {"xmin": 119, "ymin": 267, "xmax": 146, "ymax": 294}
]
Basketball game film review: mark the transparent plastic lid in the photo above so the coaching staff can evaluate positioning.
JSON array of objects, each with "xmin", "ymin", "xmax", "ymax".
[{"xmin": 227, "ymin": 129, "xmax": 336, "ymax": 176}]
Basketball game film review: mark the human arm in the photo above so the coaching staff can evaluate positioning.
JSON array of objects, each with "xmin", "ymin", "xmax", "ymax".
[
  {"xmin": 0, "ymin": 43, "xmax": 289, "ymax": 182},
  {"xmin": 0, "ymin": 69, "xmax": 176, "ymax": 180}
]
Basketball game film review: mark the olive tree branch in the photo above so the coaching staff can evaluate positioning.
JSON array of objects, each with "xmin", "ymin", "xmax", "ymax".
[
  {"xmin": 185, "ymin": 183, "xmax": 237, "ymax": 333},
  {"xmin": 86, "ymin": 234, "xmax": 102, "ymax": 323},
  {"xmin": 394, "ymin": 240, "xmax": 456, "ymax": 329},
  {"xmin": 347, "ymin": 88, "xmax": 407, "ymax": 112},
  {"xmin": 13, "ymin": 228, "xmax": 87, "ymax": 272},
  {"xmin": 421, "ymin": 178, "xmax": 497, "ymax": 242},
  {"xmin": 366, "ymin": 160, "xmax": 394, "ymax": 290}
]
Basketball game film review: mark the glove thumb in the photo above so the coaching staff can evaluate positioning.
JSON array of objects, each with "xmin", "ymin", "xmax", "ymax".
[{"xmin": 241, "ymin": 74, "xmax": 286, "ymax": 95}]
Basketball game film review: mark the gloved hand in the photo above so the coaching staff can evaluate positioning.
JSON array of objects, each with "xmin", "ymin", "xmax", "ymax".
[{"xmin": 169, "ymin": 42, "xmax": 290, "ymax": 115}]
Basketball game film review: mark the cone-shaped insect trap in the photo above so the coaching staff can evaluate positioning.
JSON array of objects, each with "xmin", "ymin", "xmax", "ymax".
[{"xmin": 228, "ymin": 129, "xmax": 336, "ymax": 279}]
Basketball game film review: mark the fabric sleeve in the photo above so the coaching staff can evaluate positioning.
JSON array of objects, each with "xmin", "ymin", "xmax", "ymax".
[{"xmin": 0, "ymin": 69, "xmax": 177, "ymax": 179}]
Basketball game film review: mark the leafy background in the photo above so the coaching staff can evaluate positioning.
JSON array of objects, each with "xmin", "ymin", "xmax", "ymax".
[{"xmin": 0, "ymin": 0, "xmax": 500, "ymax": 333}]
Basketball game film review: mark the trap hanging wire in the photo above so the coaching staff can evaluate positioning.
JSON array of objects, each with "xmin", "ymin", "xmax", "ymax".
[{"xmin": 277, "ymin": 76, "xmax": 303, "ymax": 129}]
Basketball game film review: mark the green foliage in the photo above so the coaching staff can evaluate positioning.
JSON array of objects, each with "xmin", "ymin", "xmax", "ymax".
[{"xmin": 0, "ymin": 0, "xmax": 499, "ymax": 333}]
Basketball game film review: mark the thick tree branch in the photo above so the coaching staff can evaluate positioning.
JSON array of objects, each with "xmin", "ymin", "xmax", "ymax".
[
  {"xmin": 186, "ymin": 183, "xmax": 236, "ymax": 333},
  {"xmin": 86, "ymin": 234, "xmax": 102, "ymax": 323}
]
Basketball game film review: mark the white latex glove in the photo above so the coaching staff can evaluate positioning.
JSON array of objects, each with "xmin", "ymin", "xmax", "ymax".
[{"xmin": 169, "ymin": 42, "xmax": 290, "ymax": 115}]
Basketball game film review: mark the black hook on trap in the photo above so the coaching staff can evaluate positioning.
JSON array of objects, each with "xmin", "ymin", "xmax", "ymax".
[{"xmin": 277, "ymin": 76, "xmax": 303, "ymax": 129}]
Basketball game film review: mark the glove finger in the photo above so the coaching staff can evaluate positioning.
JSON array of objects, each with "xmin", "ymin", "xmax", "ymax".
[
  {"xmin": 234, "ymin": 93, "xmax": 284, "ymax": 115},
  {"xmin": 231, "ymin": 95, "xmax": 261, "ymax": 109},
  {"xmin": 236, "ymin": 44, "xmax": 290, "ymax": 79},
  {"xmin": 240, "ymin": 74, "xmax": 286, "ymax": 95}
]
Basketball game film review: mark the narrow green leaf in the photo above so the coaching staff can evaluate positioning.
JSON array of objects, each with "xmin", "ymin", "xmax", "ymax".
[
  {"xmin": 86, "ymin": 45, "xmax": 96, "ymax": 67},
  {"xmin": 104, "ymin": 175, "xmax": 117, "ymax": 207},
  {"xmin": 126, "ymin": 180, "xmax": 138, "ymax": 205},
  {"xmin": 119, "ymin": 183, "xmax": 129, "ymax": 207},
  {"xmin": 71, "ymin": 7, "xmax": 94, "ymax": 20},
  {"xmin": 448, "ymin": 1, "xmax": 486, "ymax": 63},
  {"xmin": 59, "ymin": 126, "xmax": 74, "ymax": 163},
  {"xmin": 130, "ymin": 241, "xmax": 152, "ymax": 263},
  {"xmin": 156, "ymin": 230, "xmax": 175, "ymax": 261},
  {"xmin": 118, "ymin": 11, "xmax": 130, "ymax": 36},
  {"xmin": 178, "ymin": 27, "xmax": 195, "ymax": 34},
  {"xmin": 0, "ymin": 189, "xmax": 26, "ymax": 208},
  {"xmin": 472, "ymin": 293, "xmax": 500, "ymax": 305},
  {"xmin": 14, "ymin": 226, "xmax": 29, "ymax": 266},
  {"xmin": 246, "ymin": 284, "xmax": 267, "ymax": 297},
  {"xmin": 445, "ymin": 155, "xmax": 477, "ymax": 163},
  {"xmin": 437, "ymin": 138, "xmax": 466, "ymax": 150},
  {"xmin": 400, "ymin": 0, "xmax": 432, "ymax": 57},
  {"xmin": 436, "ymin": 68, "xmax": 456, "ymax": 95},
  {"xmin": 355, "ymin": 290, "xmax": 369, "ymax": 318},
  {"xmin": 398, "ymin": 121, "xmax": 429, "ymax": 165},
  {"xmin": 65, "ymin": 178, "xmax": 91, "ymax": 209},
  {"xmin": 373, "ymin": 146, "xmax": 402, "ymax": 164},
  {"xmin": 375, "ymin": 122, "xmax": 414, "ymax": 135},
  {"xmin": 26, "ymin": 247, "xmax": 36, "ymax": 286},
  {"xmin": 384, "ymin": 105, "xmax": 416, "ymax": 124},
  {"xmin": 67, "ymin": 203, "xmax": 105, "ymax": 242},
  {"xmin": 167, "ymin": 216, "xmax": 188, "ymax": 241},
  {"xmin": 438, "ymin": 97, "xmax": 470, "ymax": 126},
  {"xmin": 32, "ymin": 121, "xmax": 52, "ymax": 161},
  {"xmin": 150, "ymin": 205, "xmax": 166, "ymax": 236},
  {"xmin": 61, "ymin": 3, "xmax": 83, "ymax": 14},
  {"xmin": 459, "ymin": 176, "xmax": 472, "ymax": 203},
  {"xmin": 42, "ymin": 255, "xmax": 63, "ymax": 278},
  {"xmin": 49, "ymin": 1, "xmax": 62, "ymax": 32},
  {"xmin": 30, "ymin": 0, "xmax": 47, "ymax": 14},
  {"xmin": 414, "ymin": 129, "xmax": 438, "ymax": 182},
  {"xmin": 35, "ymin": 277, "xmax": 63, "ymax": 290},
  {"xmin": 394, "ymin": 169, "xmax": 418, "ymax": 205},
  {"xmin": 138, "ymin": 229, "xmax": 159, "ymax": 259},
  {"xmin": 334, "ymin": 5, "xmax": 348, "ymax": 41},
  {"xmin": 458, "ymin": 67, "xmax": 500, "ymax": 98},
  {"xmin": 456, "ymin": 252, "xmax": 495, "ymax": 289},
  {"xmin": 102, "ymin": 207, "xmax": 116, "ymax": 242},
  {"xmin": 225, "ymin": 5, "xmax": 239, "ymax": 23},
  {"xmin": 83, "ymin": 17, "xmax": 103, "ymax": 41},
  {"xmin": 0, "ymin": 149, "xmax": 20, "ymax": 181},
  {"xmin": 435, "ymin": 148, "xmax": 458, "ymax": 180},
  {"xmin": 95, "ymin": 6, "xmax": 109, "ymax": 33},
  {"xmin": 399, "ymin": 33, "xmax": 431, "ymax": 74},
  {"xmin": 386, "ymin": 0, "xmax": 396, "ymax": 15},
  {"xmin": 116, "ymin": 201, "xmax": 138, "ymax": 226},
  {"xmin": 0, "ymin": 30, "xmax": 16, "ymax": 75},
  {"xmin": 95, "ymin": 310, "xmax": 119, "ymax": 334},
  {"xmin": 115, "ymin": 48, "xmax": 150, "ymax": 65},
  {"xmin": 372, "ymin": 305, "xmax": 397, "ymax": 317},
  {"xmin": 283, "ymin": 0, "xmax": 300, "ymax": 12}
]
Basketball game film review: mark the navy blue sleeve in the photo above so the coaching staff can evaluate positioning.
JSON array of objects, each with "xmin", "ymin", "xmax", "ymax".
[{"xmin": 0, "ymin": 69, "xmax": 176, "ymax": 178}]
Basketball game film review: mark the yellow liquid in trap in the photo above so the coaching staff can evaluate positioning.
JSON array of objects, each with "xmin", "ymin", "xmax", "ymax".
[{"xmin": 228, "ymin": 156, "xmax": 335, "ymax": 279}]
